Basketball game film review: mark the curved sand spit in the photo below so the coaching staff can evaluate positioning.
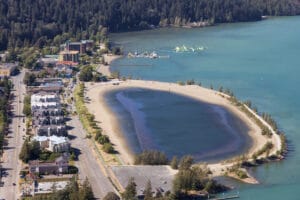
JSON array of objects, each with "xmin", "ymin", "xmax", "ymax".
[{"xmin": 85, "ymin": 80, "xmax": 281, "ymax": 167}]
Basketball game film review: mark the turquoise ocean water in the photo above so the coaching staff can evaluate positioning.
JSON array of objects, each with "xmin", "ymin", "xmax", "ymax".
[{"xmin": 110, "ymin": 16, "xmax": 300, "ymax": 199}]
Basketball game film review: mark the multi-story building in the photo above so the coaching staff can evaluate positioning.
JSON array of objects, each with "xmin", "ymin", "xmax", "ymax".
[
  {"xmin": 35, "ymin": 125, "xmax": 67, "ymax": 137},
  {"xmin": 33, "ymin": 135, "xmax": 70, "ymax": 153},
  {"xmin": 0, "ymin": 62, "xmax": 18, "ymax": 77},
  {"xmin": 58, "ymin": 50, "xmax": 79, "ymax": 63},
  {"xmin": 31, "ymin": 93, "xmax": 61, "ymax": 111},
  {"xmin": 32, "ymin": 115, "xmax": 64, "ymax": 126},
  {"xmin": 60, "ymin": 40, "xmax": 94, "ymax": 54}
]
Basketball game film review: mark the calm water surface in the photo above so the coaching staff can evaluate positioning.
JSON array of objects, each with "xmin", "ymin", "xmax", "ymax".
[
  {"xmin": 110, "ymin": 16, "xmax": 300, "ymax": 199},
  {"xmin": 104, "ymin": 88, "xmax": 251, "ymax": 162}
]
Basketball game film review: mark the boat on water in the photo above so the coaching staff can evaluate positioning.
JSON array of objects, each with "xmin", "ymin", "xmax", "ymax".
[
  {"xmin": 175, "ymin": 45, "xmax": 205, "ymax": 53},
  {"xmin": 128, "ymin": 51, "xmax": 165, "ymax": 59}
]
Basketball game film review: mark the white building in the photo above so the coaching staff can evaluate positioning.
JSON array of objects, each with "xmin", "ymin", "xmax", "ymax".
[
  {"xmin": 33, "ymin": 135, "xmax": 70, "ymax": 152},
  {"xmin": 31, "ymin": 93, "xmax": 60, "ymax": 110}
]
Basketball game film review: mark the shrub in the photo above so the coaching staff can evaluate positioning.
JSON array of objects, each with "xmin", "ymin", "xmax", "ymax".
[
  {"xmin": 98, "ymin": 135, "xmax": 110, "ymax": 144},
  {"xmin": 102, "ymin": 143, "xmax": 114, "ymax": 154},
  {"xmin": 134, "ymin": 150, "xmax": 168, "ymax": 165}
]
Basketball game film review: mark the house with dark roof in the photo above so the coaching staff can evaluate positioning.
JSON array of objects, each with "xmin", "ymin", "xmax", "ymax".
[{"xmin": 29, "ymin": 154, "xmax": 69, "ymax": 175}]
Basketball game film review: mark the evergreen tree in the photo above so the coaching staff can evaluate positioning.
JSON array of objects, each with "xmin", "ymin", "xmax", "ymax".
[
  {"xmin": 19, "ymin": 139, "xmax": 31, "ymax": 163},
  {"xmin": 179, "ymin": 155, "xmax": 194, "ymax": 170},
  {"xmin": 103, "ymin": 192, "xmax": 120, "ymax": 200},
  {"xmin": 79, "ymin": 178, "xmax": 94, "ymax": 200},
  {"xmin": 170, "ymin": 156, "xmax": 179, "ymax": 169},
  {"xmin": 122, "ymin": 177, "xmax": 137, "ymax": 200},
  {"xmin": 144, "ymin": 180, "xmax": 153, "ymax": 200}
]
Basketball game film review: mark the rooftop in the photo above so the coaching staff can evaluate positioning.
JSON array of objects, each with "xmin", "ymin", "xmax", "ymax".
[
  {"xmin": 59, "ymin": 50, "xmax": 79, "ymax": 55},
  {"xmin": 0, "ymin": 62, "xmax": 18, "ymax": 69},
  {"xmin": 34, "ymin": 135, "xmax": 69, "ymax": 144},
  {"xmin": 56, "ymin": 61, "xmax": 78, "ymax": 66},
  {"xmin": 31, "ymin": 93, "xmax": 59, "ymax": 102}
]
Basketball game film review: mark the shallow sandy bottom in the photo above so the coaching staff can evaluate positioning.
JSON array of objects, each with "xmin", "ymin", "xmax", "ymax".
[{"xmin": 85, "ymin": 80, "xmax": 280, "ymax": 168}]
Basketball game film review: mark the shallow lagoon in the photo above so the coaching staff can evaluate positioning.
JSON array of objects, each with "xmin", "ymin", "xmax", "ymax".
[{"xmin": 104, "ymin": 87, "xmax": 251, "ymax": 162}]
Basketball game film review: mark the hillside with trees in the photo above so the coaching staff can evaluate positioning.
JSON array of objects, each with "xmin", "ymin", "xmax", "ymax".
[{"xmin": 0, "ymin": 0, "xmax": 300, "ymax": 51}]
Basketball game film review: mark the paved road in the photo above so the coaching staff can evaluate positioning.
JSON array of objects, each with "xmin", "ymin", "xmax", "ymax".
[
  {"xmin": 68, "ymin": 116, "xmax": 116, "ymax": 199},
  {"xmin": 0, "ymin": 70, "xmax": 26, "ymax": 200}
]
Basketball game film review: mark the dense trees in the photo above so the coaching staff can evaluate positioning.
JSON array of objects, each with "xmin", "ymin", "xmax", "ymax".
[
  {"xmin": 121, "ymin": 177, "xmax": 137, "ymax": 200},
  {"xmin": 170, "ymin": 156, "xmax": 179, "ymax": 169},
  {"xmin": 0, "ymin": 0, "xmax": 299, "ymax": 51},
  {"xmin": 0, "ymin": 77, "xmax": 12, "ymax": 153},
  {"xmin": 23, "ymin": 72, "xmax": 37, "ymax": 86},
  {"xmin": 19, "ymin": 139, "xmax": 41, "ymax": 163},
  {"xmin": 134, "ymin": 150, "xmax": 169, "ymax": 165},
  {"xmin": 79, "ymin": 65, "xmax": 107, "ymax": 82},
  {"xmin": 23, "ymin": 95, "xmax": 31, "ymax": 117},
  {"xmin": 33, "ymin": 177, "xmax": 95, "ymax": 200},
  {"xmin": 172, "ymin": 156, "xmax": 227, "ymax": 199}
]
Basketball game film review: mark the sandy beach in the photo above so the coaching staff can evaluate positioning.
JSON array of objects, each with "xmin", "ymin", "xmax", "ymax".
[
  {"xmin": 85, "ymin": 79, "xmax": 281, "ymax": 167},
  {"xmin": 98, "ymin": 54, "xmax": 121, "ymax": 77}
]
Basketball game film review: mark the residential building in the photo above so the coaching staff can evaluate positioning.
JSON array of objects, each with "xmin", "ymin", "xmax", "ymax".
[
  {"xmin": 0, "ymin": 62, "xmax": 18, "ymax": 77},
  {"xmin": 33, "ymin": 115, "xmax": 64, "ymax": 126},
  {"xmin": 33, "ymin": 135, "xmax": 70, "ymax": 152},
  {"xmin": 31, "ymin": 93, "xmax": 59, "ymax": 104},
  {"xmin": 27, "ymin": 78, "xmax": 63, "ymax": 94},
  {"xmin": 31, "ymin": 93, "xmax": 61, "ymax": 111},
  {"xmin": 32, "ymin": 108, "xmax": 63, "ymax": 117},
  {"xmin": 58, "ymin": 50, "xmax": 79, "ymax": 63},
  {"xmin": 35, "ymin": 125, "xmax": 67, "ymax": 137},
  {"xmin": 55, "ymin": 61, "xmax": 77, "ymax": 78},
  {"xmin": 29, "ymin": 154, "xmax": 69, "ymax": 175},
  {"xmin": 0, "ymin": 52, "xmax": 7, "ymax": 62},
  {"xmin": 38, "ymin": 55, "xmax": 59, "ymax": 67},
  {"xmin": 60, "ymin": 40, "xmax": 94, "ymax": 54}
]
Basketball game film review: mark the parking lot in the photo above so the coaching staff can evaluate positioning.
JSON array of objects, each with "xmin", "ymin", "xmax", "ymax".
[{"xmin": 111, "ymin": 165, "xmax": 177, "ymax": 196}]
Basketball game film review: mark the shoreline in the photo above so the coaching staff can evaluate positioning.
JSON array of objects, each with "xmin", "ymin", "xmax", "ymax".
[
  {"xmin": 91, "ymin": 54, "xmax": 282, "ymax": 184},
  {"xmin": 98, "ymin": 54, "xmax": 122, "ymax": 77},
  {"xmin": 85, "ymin": 79, "xmax": 281, "ymax": 160}
]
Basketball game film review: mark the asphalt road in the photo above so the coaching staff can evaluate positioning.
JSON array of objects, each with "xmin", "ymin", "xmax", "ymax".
[
  {"xmin": 0, "ymin": 70, "xmax": 26, "ymax": 200},
  {"xmin": 68, "ymin": 116, "xmax": 116, "ymax": 199}
]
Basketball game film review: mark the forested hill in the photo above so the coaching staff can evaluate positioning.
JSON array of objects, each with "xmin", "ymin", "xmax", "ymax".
[{"xmin": 0, "ymin": 0, "xmax": 300, "ymax": 50}]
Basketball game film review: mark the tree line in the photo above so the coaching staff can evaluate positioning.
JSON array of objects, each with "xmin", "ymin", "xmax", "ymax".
[
  {"xmin": 1, "ymin": 0, "xmax": 300, "ymax": 51},
  {"xmin": 0, "ymin": 77, "xmax": 12, "ymax": 153}
]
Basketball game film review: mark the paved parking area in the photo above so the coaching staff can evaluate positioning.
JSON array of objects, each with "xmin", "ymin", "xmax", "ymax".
[
  {"xmin": 35, "ymin": 181, "xmax": 69, "ymax": 195},
  {"xmin": 111, "ymin": 165, "xmax": 177, "ymax": 196}
]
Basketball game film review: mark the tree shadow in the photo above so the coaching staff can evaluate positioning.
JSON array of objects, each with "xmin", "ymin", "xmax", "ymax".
[
  {"xmin": 66, "ymin": 125, "xmax": 74, "ymax": 131},
  {"xmin": 68, "ymin": 134, "xmax": 77, "ymax": 140},
  {"xmin": 2, "ymin": 146, "xmax": 15, "ymax": 150},
  {"xmin": 71, "ymin": 147, "xmax": 82, "ymax": 161}
]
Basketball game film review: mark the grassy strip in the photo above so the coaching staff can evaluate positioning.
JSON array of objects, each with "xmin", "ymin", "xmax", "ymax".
[{"xmin": 74, "ymin": 83, "xmax": 115, "ymax": 154}]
